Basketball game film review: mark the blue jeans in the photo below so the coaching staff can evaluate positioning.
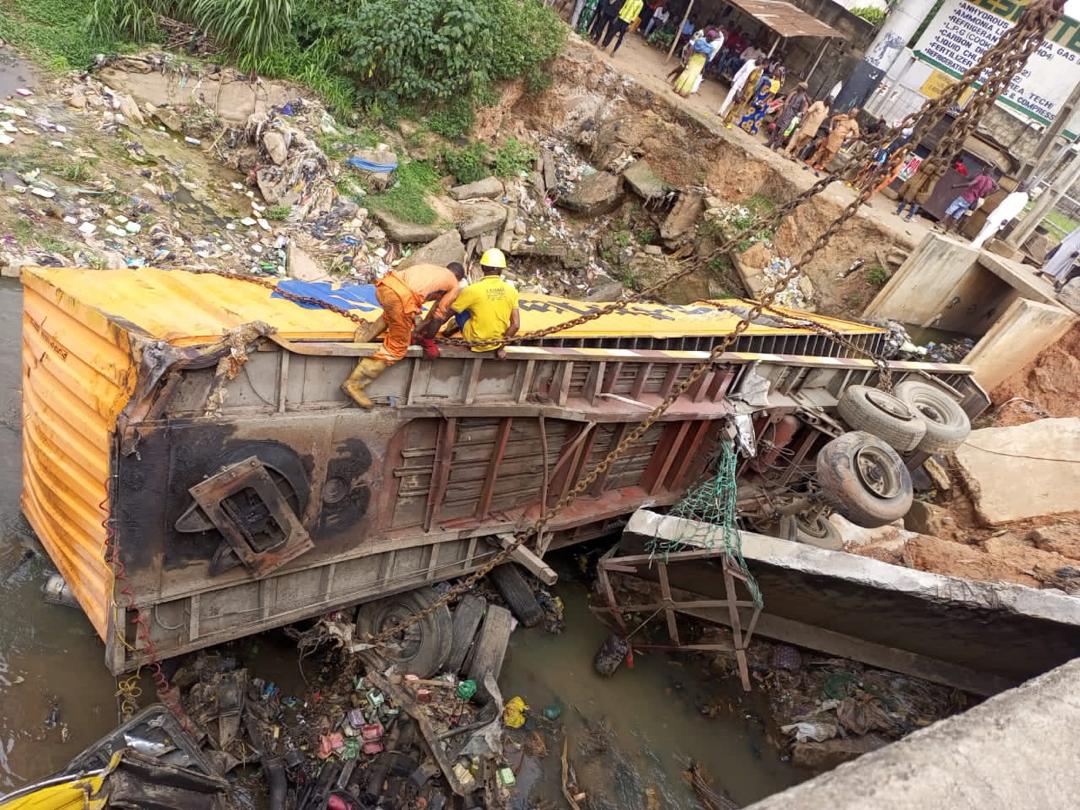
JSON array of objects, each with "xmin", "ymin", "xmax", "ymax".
[{"xmin": 945, "ymin": 196, "xmax": 971, "ymax": 218}]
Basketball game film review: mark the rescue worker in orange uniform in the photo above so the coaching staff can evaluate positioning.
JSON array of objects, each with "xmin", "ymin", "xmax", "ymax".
[{"xmin": 342, "ymin": 261, "xmax": 465, "ymax": 408}]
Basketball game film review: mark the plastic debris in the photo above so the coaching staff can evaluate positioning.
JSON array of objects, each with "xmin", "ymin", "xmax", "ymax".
[{"xmin": 503, "ymin": 696, "xmax": 528, "ymax": 729}]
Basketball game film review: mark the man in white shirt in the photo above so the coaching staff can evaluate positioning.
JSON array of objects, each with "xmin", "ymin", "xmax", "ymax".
[{"xmin": 643, "ymin": 4, "xmax": 669, "ymax": 35}]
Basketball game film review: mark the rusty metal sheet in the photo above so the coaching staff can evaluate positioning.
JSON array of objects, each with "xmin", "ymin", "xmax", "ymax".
[
  {"xmin": 20, "ymin": 281, "xmax": 139, "ymax": 641},
  {"xmin": 23, "ymin": 266, "xmax": 879, "ymax": 348},
  {"xmin": 725, "ymin": 0, "xmax": 846, "ymax": 39}
]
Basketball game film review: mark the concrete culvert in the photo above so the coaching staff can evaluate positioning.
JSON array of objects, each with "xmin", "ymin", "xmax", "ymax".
[
  {"xmin": 816, "ymin": 432, "xmax": 914, "ymax": 528},
  {"xmin": 893, "ymin": 379, "xmax": 972, "ymax": 453},
  {"xmin": 838, "ymin": 385, "xmax": 927, "ymax": 452}
]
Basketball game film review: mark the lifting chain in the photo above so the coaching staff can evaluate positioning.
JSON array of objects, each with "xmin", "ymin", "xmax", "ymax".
[{"xmin": 170, "ymin": 0, "xmax": 1062, "ymax": 651}]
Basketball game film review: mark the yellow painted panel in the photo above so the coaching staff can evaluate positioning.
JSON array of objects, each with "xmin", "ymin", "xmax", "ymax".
[
  {"xmin": 0, "ymin": 771, "xmax": 106, "ymax": 809},
  {"xmin": 25, "ymin": 267, "xmax": 883, "ymax": 347}
]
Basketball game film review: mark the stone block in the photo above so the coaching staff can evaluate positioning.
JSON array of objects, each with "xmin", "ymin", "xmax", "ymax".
[
  {"xmin": 559, "ymin": 171, "xmax": 624, "ymax": 217},
  {"xmin": 622, "ymin": 159, "xmax": 668, "ymax": 201},
  {"xmin": 399, "ymin": 229, "xmax": 465, "ymax": 269},
  {"xmin": 457, "ymin": 202, "xmax": 507, "ymax": 240},
  {"xmin": 448, "ymin": 177, "xmax": 503, "ymax": 201},
  {"xmin": 373, "ymin": 210, "xmax": 441, "ymax": 244}
]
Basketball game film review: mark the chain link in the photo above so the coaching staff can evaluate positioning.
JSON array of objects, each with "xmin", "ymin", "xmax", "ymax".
[{"xmin": 164, "ymin": 0, "xmax": 1061, "ymax": 649}]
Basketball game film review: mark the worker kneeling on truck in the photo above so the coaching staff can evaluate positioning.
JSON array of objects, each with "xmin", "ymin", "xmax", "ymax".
[
  {"xmin": 425, "ymin": 248, "xmax": 520, "ymax": 359},
  {"xmin": 342, "ymin": 261, "xmax": 465, "ymax": 408}
]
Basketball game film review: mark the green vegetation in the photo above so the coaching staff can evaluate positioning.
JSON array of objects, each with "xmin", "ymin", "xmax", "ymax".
[
  {"xmin": 1043, "ymin": 208, "xmax": 1079, "ymax": 238},
  {"xmin": 850, "ymin": 6, "xmax": 886, "ymax": 25},
  {"xmin": 426, "ymin": 98, "xmax": 476, "ymax": 141},
  {"xmin": 492, "ymin": 137, "xmax": 536, "ymax": 178},
  {"xmin": 613, "ymin": 230, "xmax": 632, "ymax": 248},
  {"xmin": 266, "ymin": 204, "xmax": 293, "ymax": 220},
  {"xmin": 443, "ymin": 142, "xmax": 490, "ymax": 185},
  {"xmin": 866, "ymin": 265, "xmax": 889, "ymax": 286},
  {"xmin": 0, "ymin": 0, "xmax": 125, "ymax": 70},
  {"xmin": 58, "ymin": 160, "xmax": 96, "ymax": 182},
  {"xmin": 636, "ymin": 227, "xmax": 657, "ymax": 246},
  {"xmin": 368, "ymin": 159, "xmax": 441, "ymax": 225}
]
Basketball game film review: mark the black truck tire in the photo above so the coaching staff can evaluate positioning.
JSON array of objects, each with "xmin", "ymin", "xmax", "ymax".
[
  {"xmin": 816, "ymin": 431, "xmax": 913, "ymax": 528},
  {"xmin": 489, "ymin": 564, "xmax": 544, "ymax": 627},
  {"xmin": 893, "ymin": 379, "xmax": 971, "ymax": 453},
  {"xmin": 446, "ymin": 593, "xmax": 487, "ymax": 675},
  {"xmin": 355, "ymin": 587, "xmax": 452, "ymax": 678},
  {"xmin": 779, "ymin": 513, "xmax": 844, "ymax": 550},
  {"xmin": 837, "ymin": 385, "xmax": 926, "ymax": 453},
  {"xmin": 465, "ymin": 604, "xmax": 514, "ymax": 684}
]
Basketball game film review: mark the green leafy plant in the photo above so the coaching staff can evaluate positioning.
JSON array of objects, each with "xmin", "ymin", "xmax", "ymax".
[
  {"xmin": 492, "ymin": 137, "xmax": 536, "ymax": 178},
  {"xmin": 59, "ymin": 160, "xmax": 96, "ymax": 182},
  {"xmin": 369, "ymin": 159, "xmax": 441, "ymax": 225},
  {"xmin": 427, "ymin": 98, "xmax": 475, "ymax": 140},
  {"xmin": 636, "ymin": 227, "xmax": 656, "ymax": 245},
  {"xmin": 443, "ymin": 142, "xmax": 490, "ymax": 185},
  {"xmin": 866, "ymin": 265, "xmax": 889, "ymax": 285},
  {"xmin": 188, "ymin": 0, "xmax": 292, "ymax": 68},
  {"xmin": 87, "ymin": 0, "xmax": 161, "ymax": 41},
  {"xmin": 266, "ymin": 204, "xmax": 293, "ymax": 220},
  {"xmin": 613, "ymin": 230, "xmax": 632, "ymax": 248},
  {"xmin": 850, "ymin": 5, "xmax": 886, "ymax": 25}
]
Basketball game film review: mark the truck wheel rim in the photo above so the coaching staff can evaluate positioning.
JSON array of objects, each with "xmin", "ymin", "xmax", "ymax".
[
  {"xmin": 866, "ymin": 389, "xmax": 914, "ymax": 421},
  {"xmin": 855, "ymin": 445, "xmax": 901, "ymax": 499},
  {"xmin": 913, "ymin": 397, "xmax": 946, "ymax": 424},
  {"xmin": 377, "ymin": 607, "xmax": 424, "ymax": 658}
]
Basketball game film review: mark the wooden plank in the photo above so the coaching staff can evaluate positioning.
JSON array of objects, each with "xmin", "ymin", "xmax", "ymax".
[
  {"xmin": 189, "ymin": 594, "xmax": 200, "ymax": 642},
  {"xmin": 659, "ymin": 363, "xmax": 680, "ymax": 399},
  {"xmin": 497, "ymin": 533, "xmax": 558, "ymax": 585},
  {"xmin": 277, "ymin": 351, "xmax": 290, "ymax": 413},
  {"xmin": 514, "ymin": 360, "xmax": 536, "ymax": 403},
  {"xmin": 557, "ymin": 361, "xmax": 574, "ymax": 406},
  {"xmin": 406, "ymin": 357, "xmax": 421, "ymax": 405},
  {"xmin": 647, "ymin": 421, "xmax": 693, "ymax": 495},
  {"xmin": 588, "ymin": 361, "xmax": 606, "ymax": 407},
  {"xmin": 724, "ymin": 561, "xmax": 752, "ymax": 691},
  {"xmin": 669, "ymin": 420, "xmax": 713, "ymax": 490},
  {"xmin": 602, "ymin": 361, "xmax": 622, "ymax": 394},
  {"xmin": 476, "ymin": 418, "xmax": 513, "ymax": 518},
  {"xmin": 588, "ymin": 423, "xmax": 625, "ymax": 496},
  {"xmin": 424, "ymin": 418, "xmax": 457, "ymax": 531},
  {"xmin": 658, "ymin": 563, "xmax": 681, "ymax": 645},
  {"xmin": 462, "ymin": 358, "xmax": 483, "ymax": 405},
  {"xmin": 630, "ymin": 362, "xmax": 652, "ymax": 399}
]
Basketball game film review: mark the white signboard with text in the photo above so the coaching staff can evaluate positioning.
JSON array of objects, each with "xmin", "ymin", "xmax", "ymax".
[{"xmin": 913, "ymin": 0, "xmax": 1080, "ymax": 130}]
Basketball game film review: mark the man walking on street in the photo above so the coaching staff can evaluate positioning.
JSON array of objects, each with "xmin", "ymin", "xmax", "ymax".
[
  {"xmin": 342, "ymin": 262, "xmax": 465, "ymax": 408},
  {"xmin": 603, "ymin": 0, "xmax": 643, "ymax": 53},
  {"xmin": 807, "ymin": 110, "xmax": 860, "ymax": 173},
  {"xmin": 785, "ymin": 97, "xmax": 828, "ymax": 159},
  {"xmin": 941, "ymin": 166, "xmax": 996, "ymax": 233},
  {"xmin": 591, "ymin": 0, "xmax": 623, "ymax": 44}
]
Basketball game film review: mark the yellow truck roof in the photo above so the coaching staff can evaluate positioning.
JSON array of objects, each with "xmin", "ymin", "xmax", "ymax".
[{"xmin": 23, "ymin": 266, "xmax": 882, "ymax": 347}]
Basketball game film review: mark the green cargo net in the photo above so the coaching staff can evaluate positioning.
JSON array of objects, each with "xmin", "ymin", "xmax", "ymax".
[{"xmin": 648, "ymin": 441, "xmax": 763, "ymax": 609}]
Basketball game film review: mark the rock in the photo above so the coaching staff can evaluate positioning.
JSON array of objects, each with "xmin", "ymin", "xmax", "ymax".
[
  {"xmin": 286, "ymin": 243, "xmax": 330, "ymax": 282},
  {"xmin": 627, "ymin": 254, "xmax": 709, "ymax": 305},
  {"xmin": 263, "ymin": 131, "xmax": 288, "ymax": 166},
  {"xmin": 148, "ymin": 104, "xmax": 182, "ymax": 133},
  {"xmin": 449, "ymin": 177, "xmax": 503, "ymax": 201},
  {"xmin": 372, "ymin": 210, "xmax": 441, "ymax": 244},
  {"xmin": 953, "ymin": 418, "xmax": 1080, "ymax": 525},
  {"xmin": 560, "ymin": 171, "xmax": 624, "ymax": 217},
  {"xmin": 1058, "ymin": 277, "xmax": 1080, "ymax": 314},
  {"xmin": 66, "ymin": 91, "xmax": 87, "ymax": 110},
  {"xmin": 457, "ymin": 202, "xmax": 507, "ymax": 240},
  {"xmin": 116, "ymin": 94, "xmax": 146, "ymax": 126},
  {"xmin": 660, "ymin": 190, "xmax": 704, "ymax": 244},
  {"xmin": 739, "ymin": 241, "xmax": 772, "ymax": 271},
  {"xmin": 622, "ymin": 160, "xmax": 668, "ymax": 201},
  {"xmin": 797, "ymin": 275, "xmax": 815, "ymax": 302},
  {"xmin": 792, "ymin": 735, "xmax": 890, "ymax": 770},
  {"xmin": 644, "ymin": 245, "xmax": 663, "ymax": 256},
  {"xmin": 903, "ymin": 501, "xmax": 956, "ymax": 536},
  {"xmin": 586, "ymin": 274, "xmax": 626, "ymax": 302},
  {"xmin": 513, "ymin": 221, "xmax": 527, "ymax": 235},
  {"xmin": 0, "ymin": 251, "xmax": 29, "ymax": 278},
  {"xmin": 400, "ymin": 229, "xmax": 465, "ymax": 269}
]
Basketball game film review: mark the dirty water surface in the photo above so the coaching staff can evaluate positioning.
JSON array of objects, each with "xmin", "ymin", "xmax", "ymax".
[{"xmin": 501, "ymin": 567, "xmax": 808, "ymax": 808}]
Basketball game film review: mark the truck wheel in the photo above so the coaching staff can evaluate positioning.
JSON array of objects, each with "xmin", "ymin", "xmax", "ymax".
[
  {"xmin": 355, "ymin": 587, "xmax": 452, "ymax": 678},
  {"xmin": 837, "ymin": 385, "xmax": 926, "ymax": 453},
  {"xmin": 779, "ymin": 513, "xmax": 844, "ymax": 550},
  {"xmin": 816, "ymin": 431, "xmax": 913, "ymax": 528},
  {"xmin": 893, "ymin": 380, "xmax": 971, "ymax": 453},
  {"xmin": 489, "ymin": 564, "xmax": 544, "ymax": 628}
]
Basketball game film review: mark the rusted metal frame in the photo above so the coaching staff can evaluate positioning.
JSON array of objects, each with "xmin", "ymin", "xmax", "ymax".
[
  {"xmin": 511, "ymin": 359, "xmax": 535, "ymax": 404},
  {"xmin": 596, "ymin": 548, "xmax": 630, "ymax": 636},
  {"xmin": 475, "ymin": 417, "xmax": 513, "ymax": 518},
  {"xmin": 668, "ymin": 420, "xmax": 714, "ymax": 491},
  {"xmin": 707, "ymin": 366, "xmax": 733, "ymax": 401},
  {"xmin": 723, "ymin": 558, "xmax": 752, "ymax": 691},
  {"xmin": 461, "ymin": 358, "xmax": 483, "ymax": 405},
  {"xmin": 688, "ymin": 367, "xmax": 714, "ymax": 402},
  {"xmin": 776, "ymin": 429, "xmax": 818, "ymax": 488},
  {"xmin": 618, "ymin": 643, "xmax": 736, "ymax": 653},
  {"xmin": 277, "ymin": 351, "xmax": 290, "ymax": 413},
  {"xmin": 537, "ymin": 416, "xmax": 549, "ymax": 526},
  {"xmin": 592, "ymin": 598, "xmax": 759, "ymax": 611},
  {"xmin": 657, "ymin": 562, "xmax": 681, "ymax": 645},
  {"xmin": 630, "ymin": 362, "xmax": 652, "ymax": 399},
  {"xmin": 658, "ymin": 363, "xmax": 680, "ymax": 400},
  {"xmin": 587, "ymin": 361, "xmax": 606, "ymax": 406},
  {"xmin": 601, "ymin": 361, "xmax": 623, "ymax": 395},
  {"xmin": 555, "ymin": 361, "xmax": 574, "ymax": 406},
  {"xmin": 587, "ymin": 423, "xmax": 626, "ymax": 496},
  {"xmin": 423, "ymin": 417, "xmax": 457, "ymax": 532},
  {"xmin": 642, "ymin": 420, "xmax": 693, "ymax": 495},
  {"xmin": 189, "ymin": 594, "xmax": 201, "ymax": 643},
  {"xmin": 426, "ymin": 542, "xmax": 441, "ymax": 581},
  {"xmin": 550, "ymin": 422, "xmax": 598, "ymax": 506}
]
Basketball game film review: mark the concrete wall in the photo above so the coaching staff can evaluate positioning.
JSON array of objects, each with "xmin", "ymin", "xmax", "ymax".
[
  {"xmin": 746, "ymin": 657, "xmax": 1080, "ymax": 810},
  {"xmin": 964, "ymin": 298, "xmax": 1077, "ymax": 391}
]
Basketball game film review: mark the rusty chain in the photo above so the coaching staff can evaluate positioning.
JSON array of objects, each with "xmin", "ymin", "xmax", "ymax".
[{"xmin": 167, "ymin": 0, "xmax": 1061, "ymax": 651}]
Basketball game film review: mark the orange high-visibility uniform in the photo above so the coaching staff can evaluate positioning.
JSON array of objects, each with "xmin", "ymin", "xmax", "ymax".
[{"xmin": 372, "ymin": 264, "xmax": 459, "ymax": 364}]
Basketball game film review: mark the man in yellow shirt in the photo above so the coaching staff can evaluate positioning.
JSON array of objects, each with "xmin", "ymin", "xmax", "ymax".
[
  {"xmin": 440, "ymin": 248, "xmax": 520, "ymax": 357},
  {"xmin": 602, "ymin": 0, "xmax": 643, "ymax": 54}
]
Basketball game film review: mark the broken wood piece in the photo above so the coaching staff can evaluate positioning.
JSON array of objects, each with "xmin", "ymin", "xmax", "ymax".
[
  {"xmin": 497, "ymin": 533, "xmax": 558, "ymax": 585},
  {"xmin": 561, "ymin": 737, "xmax": 583, "ymax": 810}
]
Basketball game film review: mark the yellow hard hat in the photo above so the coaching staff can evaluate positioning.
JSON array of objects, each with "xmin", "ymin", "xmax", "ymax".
[{"xmin": 479, "ymin": 248, "xmax": 507, "ymax": 269}]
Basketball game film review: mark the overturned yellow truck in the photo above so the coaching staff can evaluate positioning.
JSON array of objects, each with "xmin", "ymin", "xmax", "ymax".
[{"xmin": 21, "ymin": 266, "xmax": 988, "ymax": 674}]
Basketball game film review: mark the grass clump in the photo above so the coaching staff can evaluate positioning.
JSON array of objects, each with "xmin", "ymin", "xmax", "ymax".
[
  {"xmin": 266, "ymin": 204, "xmax": 293, "ymax": 220},
  {"xmin": 368, "ymin": 159, "xmax": 440, "ymax": 225},
  {"xmin": 866, "ymin": 265, "xmax": 889, "ymax": 286},
  {"xmin": 492, "ymin": 137, "xmax": 536, "ymax": 178},
  {"xmin": 443, "ymin": 142, "xmax": 490, "ymax": 185}
]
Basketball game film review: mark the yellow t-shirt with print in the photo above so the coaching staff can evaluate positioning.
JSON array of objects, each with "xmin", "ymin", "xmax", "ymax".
[{"xmin": 452, "ymin": 275, "xmax": 519, "ymax": 352}]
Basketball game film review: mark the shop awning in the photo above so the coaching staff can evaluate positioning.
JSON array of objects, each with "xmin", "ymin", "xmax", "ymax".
[{"xmin": 725, "ymin": 0, "xmax": 847, "ymax": 39}]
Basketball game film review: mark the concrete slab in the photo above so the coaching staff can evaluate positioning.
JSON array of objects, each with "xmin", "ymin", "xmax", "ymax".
[
  {"xmin": 746, "ymin": 657, "xmax": 1080, "ymax": 810},
  {"xmin": 864, "ymin": 234, "xmax": 979, "ymax": 325},
  {"xmin": 977, "ymin": 250, "xmax": 1059, "ymax": 305},
  {"xmin": 963, "ymin": 298, "xmax": 1076, "ymax": 390},
  {"xmin": 622, "ymin": 510, "xmax": 1080, "ymax": 693},
  {"xmin": 953, "ymin": 418, "xmax": 1080, "ymax": 525}
]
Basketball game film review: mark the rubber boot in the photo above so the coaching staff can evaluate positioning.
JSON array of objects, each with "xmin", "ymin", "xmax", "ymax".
[{"xmin": 341, "ymin": 357, "xmax": 388, "ymax": 409}]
